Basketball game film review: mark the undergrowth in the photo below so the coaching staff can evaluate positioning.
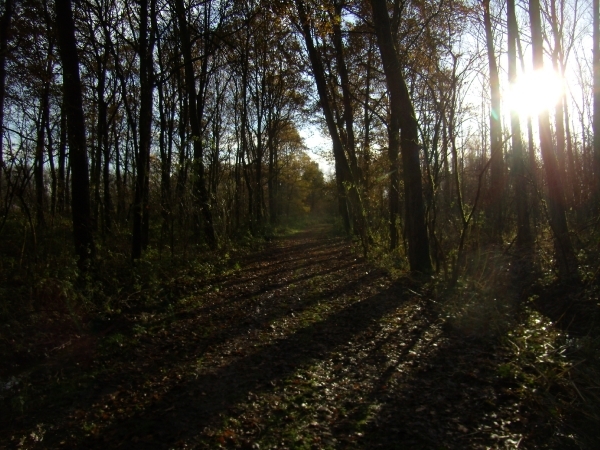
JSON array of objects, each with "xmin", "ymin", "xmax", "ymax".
[
  {"xmin": 363, "ymin": 220, "xmax": 600, "ymax": 449},
  {"xmin": 3, "ymin": 213, "xmax": 600, "ymax": 448},
  {"xmin": 0, "ymin": 215, "xmax": 314, "ymax": 378}
]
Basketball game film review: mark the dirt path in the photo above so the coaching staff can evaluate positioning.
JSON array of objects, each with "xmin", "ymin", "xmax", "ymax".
[{"xmin": 2, "ymin": 226, "xmax": 545, "ymax": 448}]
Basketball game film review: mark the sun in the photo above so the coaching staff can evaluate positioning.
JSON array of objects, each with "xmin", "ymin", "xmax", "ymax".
[{"xmin": 505, "ymin": 67, "xmax": 565, "ymax": 118}]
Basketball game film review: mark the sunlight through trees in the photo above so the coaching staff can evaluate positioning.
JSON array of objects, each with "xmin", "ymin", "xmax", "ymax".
[{"xmin": 0, "ymin": 0, "xmax": 598, "ymax": 311}]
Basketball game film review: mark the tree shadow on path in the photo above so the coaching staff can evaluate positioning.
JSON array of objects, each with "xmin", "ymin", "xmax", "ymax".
[
  {"xmin": 76, "ymin": 277, "xmax": 410, "ymax": 448},
  {"xmin": 1, "ymin": 226, "xmax": 567, "ymax": 450}
]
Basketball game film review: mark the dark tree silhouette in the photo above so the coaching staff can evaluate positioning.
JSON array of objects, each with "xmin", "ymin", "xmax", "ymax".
[
  {"xmin": 370, "ymin": 0, "xmax": 432, "ymax": 273},
  {"xmin": 55, "ymin": 0, "xmax": 95, "ymax": 268}
]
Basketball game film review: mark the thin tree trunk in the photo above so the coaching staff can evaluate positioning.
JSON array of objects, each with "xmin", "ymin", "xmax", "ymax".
[
  {"xmin": 102, "ymin": 107, "xmax": 112, "ymax": 233},
  {"xmin": 57, "ymin": 97, "xmax": 67, "ymax": 213},
  {"xmin": 174, "ymin": 0, "xmax": 216, "ymax": 248},
  {"xmin": 593, "ymin": 0, "xmax": 600, "ymax": 207},
  {"xmin": 482, "ymin": 0, "xmax": 504, "ymax": 243},
  {"xmin": 332, "ymin": 1, "xmax": 365, "ymax": 237},
  {"xmin": 332, "ymin": 0, "xmax": 360, "ymax": 185},
  {"xmin": 95, "ymin": 61, "xmax": 107, "ymax": 233},
  {"xmin": 363, "ymin": 40, "xmax": 373, "ymax": 218},
  {"xmin": 158, "ymin": 77, "xmax": 173, "ymax": 244},
  {"xmin": 0, "ymin": 0, "xmax": 13, "ymax": 202},
  {"xmin": 46, "ymin": 102, "xmax": 56, "ymax": 218},
  {"xmin": 550, "ymin": 0, "xmax": 568, "ymax": 194},
  {"xmin": 508, "ymin": 0, "xmax": 532, "ymax": 253},
  {"xmin": 254, "ymin": 73, "xmax": 264, "ymax": 227},
  {"xmin": 114, "ymin": 118, "xmax": 123, "ymax": 221},
  {"xmin": 295, "ymin": 0, "xmax": 367, "ymax": 254},
  {"xmin": 295, "ymin": 0, "xmax": 353, "ymax": 236},
  {"xmin": 564, "ymin": 101, "xmax": 579, "ymax": 207},
  {"xmin": 132, "ymin": 0, "xmax": 155, "ymax": 260},
  {"xmin": 35, "ymin": 78, "xmax": 50, "ymax": 228},
  {"xmin": 175, "ymin": 64, "xmax": 188, "ymax": 230},
  {"xmin": 267, "ymin": 112, "xmax": 277, "ymax": 225}
]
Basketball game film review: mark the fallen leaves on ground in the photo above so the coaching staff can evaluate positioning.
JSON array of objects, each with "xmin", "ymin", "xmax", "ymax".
[{"xmin": 0, "ymin": 226, "xmax": 575, "ymax": 449}]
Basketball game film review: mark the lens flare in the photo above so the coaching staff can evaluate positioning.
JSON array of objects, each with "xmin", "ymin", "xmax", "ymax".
[{"xmin": 505, "ymin": 67, "xmax": 564, "ymax": 117}]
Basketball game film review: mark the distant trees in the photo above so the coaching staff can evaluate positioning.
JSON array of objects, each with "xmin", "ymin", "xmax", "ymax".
[{"xmin": 294, "ymin": 0, "xmax": 370, "ymax": 255}]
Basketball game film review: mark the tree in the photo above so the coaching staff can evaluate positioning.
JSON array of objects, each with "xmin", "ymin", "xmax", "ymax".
[
  {"xmin": 0, "ymin": 0, "xmax": 14, "ymax": 201},
  {"xmin": 294, "ymin": 0, "xmax": 369, "ymax": 256},
  {"xmin": 529, "ymin": 0, "xmax": 577, "ymax": 279},
  {"xmin": 132, "ymin": 0, "xmax": 156, "ymax": 260},
  {"xmin": 594, "ymin": 0, "xmax": 600, "ymax": 207},
  {"xmin": 482, "ymin": 0, "xmax": 504, "ymax": 242},
  {"xmin": 508, "ymin": 0, "xmax": 532, "ymax": 253},
  {"xmin": 55, "ymin": 0, "xmax": 95, "ymax": 268},
  {"xmin": 174, "ymin": 0, "xmax": 217, "ymax": 248},
  {"xmin": 369, "ymin": 0, "xmax": 432, "ymax": 273}
]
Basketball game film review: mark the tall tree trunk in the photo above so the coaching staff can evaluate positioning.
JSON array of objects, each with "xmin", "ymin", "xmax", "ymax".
[
  {"xmin": 295, "ymin": 0, "xmax": 352, "ymax": 235},
  {"xmin": 363, "ymin": 39, "xmax": 374, "ymax": 218},
  {"xmin": 35, "ymin": 76, "xmax": 51, "ymax": 229},
  {"xmin": 194, "ymin": 26, "xmax": 216, "ymax": 244},
  {"xmin": 529, "ymin": 0, "xmax": 577, "ymax": 279},
  {"xmin": 175, "ymin": 64, "xmax": 188, "ymax": 230},
  {"xmin": 482, "ymin": 0, "xmax": 504, "ymax": 243},
  {"xmin": 0, "ymin": 0, "xmax": 13, "ymax": 202},
  {"xmin": 102, "ymin": 110, "xmax": 112, "ymax": 233},
  {"xmin": 508, "ymin": 0, "xmax": 532, "ymax": 253},
  {"xmin": 295, "ymin": 0, "xmax": 367, "ymax": 254},
  {"xmin": 332, "ymin": 0, "xmax": 360, "ymax": 185},
  {"xmin": 45, "ymin": 102, "xmax": 56, "ymax": 218},
  {"xmin": 254, "ymin": 73, "xmax": 264, "ymax": 227},
  {"xmin": 57, "ymin": 97, "xmax": 67, "ymax": 213},
  {"xmin": 132, "ymin": 0, "xmax": 155, "ymax": 260},
  {"xmin": 267, "ymin": 109, "xmax": 277, "ymax": 225},
  {"xmin": 43, "ymin": 0, "xmax": 56, "ymax": 218},
  {"xmin": 174, "ymin": 0, "xmax": 216, "ymax": 248},
  {"xmin": 370, "ymin": 0, "xmax": 432, "ymax": 273},
  {"xmin": 240, "ymin": 59, "xmax": 254, "ymax": 229},
  {"xmin": 593, "ymin": 0, "xmax": 600, "ymax": 208},
  {"xmin": 95, "ymin": 60, "xmax": 107, "ymax": 233},
  {"xmin": 331, "ymin": 0, "xmax": 365, "ymax": 239},
  {"xmin": 564, "ymin": 101, "xmax": 579, "ymax": 207},
  {"xmin": 55, "ymin": 0, "xmax": 95, "ymax": 269},
  {"xmin": 549, "ymin": 0, "xmax": 568, "ymax": 199},
  {"xmin": 113, "ymin": 118, "xmax": 124, "ymax": 221},
  {"xmin": 516, "ymin": 25, "xmax": 539, "ymax": 227},
  {"xmin": 157, "ymin": 77, "xmax": 172, "ymax": 244}
]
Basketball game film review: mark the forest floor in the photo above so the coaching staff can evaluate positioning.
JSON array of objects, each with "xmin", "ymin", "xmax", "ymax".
[{"xmin": 0, "ymin": 225, "xmax": 598, "ymax": 449}]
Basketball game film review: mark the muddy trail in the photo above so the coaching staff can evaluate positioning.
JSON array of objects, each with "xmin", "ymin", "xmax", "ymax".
[{"xmin": 1, "ymin": 226, "xmax": 556, "ymax": 449}]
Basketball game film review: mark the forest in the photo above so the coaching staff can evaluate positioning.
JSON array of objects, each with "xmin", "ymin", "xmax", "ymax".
[{"xmin": 1, "ymin": 0, "xmax": 600, "ymax": 447}]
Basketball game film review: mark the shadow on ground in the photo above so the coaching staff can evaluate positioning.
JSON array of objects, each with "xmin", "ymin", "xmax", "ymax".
[{"xmin": 0, "ymin": 227, "xmax": 581, "ymax": 449}]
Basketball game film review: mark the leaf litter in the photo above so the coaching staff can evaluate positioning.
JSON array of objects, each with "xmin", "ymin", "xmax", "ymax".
[{"xmin": 0, "ymin": 226, "xmax": 576, "ymax": 448}]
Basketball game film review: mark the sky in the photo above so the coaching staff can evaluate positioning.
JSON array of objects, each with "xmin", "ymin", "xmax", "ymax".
[{"xmin": 299, "ymin": 126, "xmax": 334, "ymax": 177}]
